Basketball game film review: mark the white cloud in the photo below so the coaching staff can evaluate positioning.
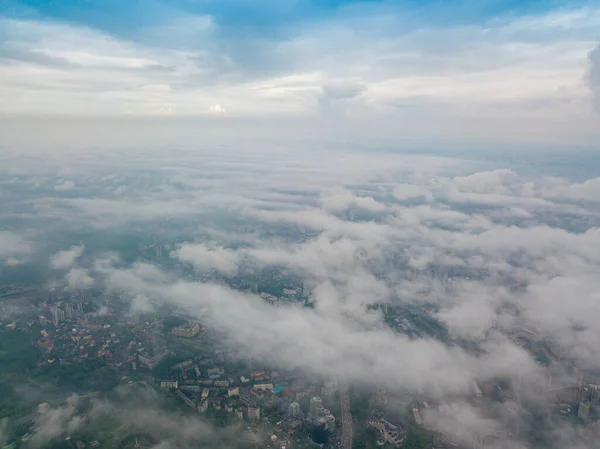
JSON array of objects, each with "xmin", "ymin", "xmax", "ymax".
[
  {"xmin": 50, "ymin": 244, "xmax": 84, "ymax": 270},
  {"xmin": 174, "ymin": 243, "xmax": 242, "ymax": 276},
  {"xmin": 66, "ymin": 267, "xmax": 94, "ymax": 289},
  {"xmin": 0, "ymin": 8, "xmax": 599, "ymax": 145},
  {"xmin": 320, "ymin": 188, "xmax": 386, "ymax": 213}
]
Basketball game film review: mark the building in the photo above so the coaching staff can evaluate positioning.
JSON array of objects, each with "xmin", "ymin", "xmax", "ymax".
[
  {"xmin": 412, "ymin": 407, "xmax": 422, "ymax": 425},
  {"xmin": 326, "ymin": 413, "xmax": 336, "ymax": 433},
  {"xmin": 138, "ymin": 351, "xmax": 168, "ymax": 369},
  {"xmin": 171, "ymin": 322, "xmax": 200, "ymax": 338},
  {"xmin": 176, "ymin": 390, "xmax": 196, "ymax": 408},
  {"xmin": 64, "ymin": 303, "xmax": 75, "ymax": 320},
  {"xmin": 253, "ymin": 383, "xmax": 274, "ymax": 391},
  {"xmin": 309, "ymin": 397, "xmax": 324, "ymax": 421},
  {"xmin": 288, "ymin": 402, "xmax": 301, "ymax": 418},
  {"xmin": 236, "ymin": 408, "xmax": 244, "ymax": 420},
  {"xmin": 247, "ymin": 406, "xmax": 261, "ymax": 421},
  {"xmin": 369, "ymin": 417, "xmax": 404, "ymax": 447},
  {"xmin": 197, "ymin": 400, "xmax": 208, "ymax": 413},
  {"xmin": 250, "ymin": 388, "xmax": 265, "ymax": 400},
  {"xmin": 172, "ymin": 359, "xmax": 193, "ymax": 370},
  {"xmin": 376, "ymin": 387, "xmax": 388, "ymax": 406},
  {"xmin": 311, "ymin": 417, "xmax": 329, "ymax": 445},
  {"xmin": 472, "ymin": 381, "xmax": 483, "ymax": 399},
  {"xmin": 202, "ymin": 388, "xmax": 210, "ymax": 399},
  {"xmin": 51, "ymin": 307, "xmax": 65, "ymax": 326},
  {"xmin": 160, "ymin": 380, "xmax": 178, "ymax": 389},
  {"xmin": 228, "ymin": 387, "xmax": 240, "ymax": 397},
  {"xmin": 578, "ymin": 400, "xmax": 591, "ymax": 421}
]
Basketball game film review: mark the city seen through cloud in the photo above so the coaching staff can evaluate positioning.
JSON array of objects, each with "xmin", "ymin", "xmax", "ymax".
[{"xmin": 1, "ymin": 1, "xmax": 600, "ymax": 449}]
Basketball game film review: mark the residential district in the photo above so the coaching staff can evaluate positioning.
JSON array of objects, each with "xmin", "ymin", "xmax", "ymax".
[{"xmin": 0, "ymin": 277, "xmax": 599, "ymax": 449}]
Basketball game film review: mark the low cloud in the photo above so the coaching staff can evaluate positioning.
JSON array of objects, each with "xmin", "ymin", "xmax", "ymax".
[
  {"xmin": 320, "ymin": 188, "xmax": 386, "ymax": 213},
  {"xmin": 66, "ymin": 267, "xmax": 94, "ymax": 290},
  {"xmin": 50, "ymin": 244, "xmax": 85, "ymax": 270},
  {"xmin": 173, "ymin": 243, "xmax": 242, "ymax": 276},
  {"xmin": 27, "ymin": 386, "xmax": 247, "ymax": 449},
  {"xmin": 30, "ymin": 396, "xmax": 84, "ymax": 447}
]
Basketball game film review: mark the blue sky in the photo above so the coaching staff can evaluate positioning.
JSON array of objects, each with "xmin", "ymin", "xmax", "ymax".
[{"xmin": 0, "ymin": 0, "xmax": 599, "ymax": 144}]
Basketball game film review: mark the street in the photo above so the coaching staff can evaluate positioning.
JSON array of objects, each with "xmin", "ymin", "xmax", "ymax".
[{"xmin": 340, "ymin": 383, "xmax": 353, "ymax": 449}]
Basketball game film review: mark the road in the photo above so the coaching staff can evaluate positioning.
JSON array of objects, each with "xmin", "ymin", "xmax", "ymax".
[{"xmin": 340, "ymin": 383, "xmax": 353, "ymax": 449}]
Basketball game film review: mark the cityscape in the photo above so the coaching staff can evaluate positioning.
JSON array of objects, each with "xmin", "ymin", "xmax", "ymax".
[{"xmin": 2, "ymin": 0, "xmax": 600, "ymax": 448}]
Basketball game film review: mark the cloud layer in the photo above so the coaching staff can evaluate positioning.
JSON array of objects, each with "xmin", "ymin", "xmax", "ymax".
[{"xmin": 1, "ymin": 122, "xmax": 600, "ymax": 447}]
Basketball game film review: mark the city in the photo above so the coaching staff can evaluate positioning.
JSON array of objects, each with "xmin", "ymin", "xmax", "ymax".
[{"xmin": 1, "ymin": 1, "xmax": 600, "ymax": 448}]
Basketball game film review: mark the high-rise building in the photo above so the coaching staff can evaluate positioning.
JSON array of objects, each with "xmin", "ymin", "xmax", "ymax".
[
  {"xmin": 326, "ymin": 414, "xmax": 336, "ymax": 433},
  {"xmin": 75, "ymin": 302, "xmax": 84, "ymax": 316},
  {"xmin": 578, "ymin": 400, "xmax": 591, "ymax": 421},
  {"xmin": 51, "ymin": 307, "xmax": 65, "ymax": 326},
  {"xmin": 311, "ymin": 417, "xmax": 329, "ymax": 445},
  {"xmin": 65, "ymin": 303, "xmax": 75, "ymax": 320},
  {"xmin": 376, "ymin": 387, "xmax": 388, "ymax": 406},
  {"xmin": 310, "ymin": 397, "xmax": 324, "ymax": 421},
  {"xmin": 48, "ymin": 288, "xmax": 58, "ymax": 302},
  {"xmin": 289, "ymin": 402, "xmax": 301, "ymax": 418}
]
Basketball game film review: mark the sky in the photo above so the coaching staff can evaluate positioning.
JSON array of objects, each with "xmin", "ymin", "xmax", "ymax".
[{"xmin": 1, "ymin": 0, "xmax": 600, "ymax": 145}]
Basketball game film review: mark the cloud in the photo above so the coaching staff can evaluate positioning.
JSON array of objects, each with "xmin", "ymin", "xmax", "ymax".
[
  {"xmin": 173, "ymin": 243, "xmax": 242, "ymax": 276},
  {"xmin": 97, "ymin": 258, "xmax": 542, "ymax": 397},
  {"xmin": 320, "ymin": 188, "xmax": 386, "ymax": 213},
  {"xmin": 66, "ymin": 267, "xmax": 94, "ymax": 289},
  {"xmin": 54, "ymin": 180, "xmax": 75, "ymax": 191},
  {"xmin": 30, "ymin": 396, "xmax": 84, "ymax": 447},
  {"xmin": 208, "ymin": 104, "xmax": 226, "ymax": 114},
  {"xmin": 0, "ymin": 230, "xmax": 32, "ymax": 265},
  {"xmin": 320, "ymin": 81, "xmax": 367, "ymax": 100},
  {"xmin": 4, "ymin": 123, "xmax": 600, "ymax": 449},
  {"xmin": 50, "ymin": 244, "xmax": 84, "ymax": 270},
  {"xmin": 318, "ymin": 81, "xmax": 367, "ymax": 115},
  {"xmin": 588, "ymin": 41, "xmax": 600, "ymax": 113},
  {"xmin": 1, "ymin": 5, "xmax": 599, "ymax": 146},
  {"xmin": 26, "ymin": 386, "xmax": 248, "ymax": 449}
]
